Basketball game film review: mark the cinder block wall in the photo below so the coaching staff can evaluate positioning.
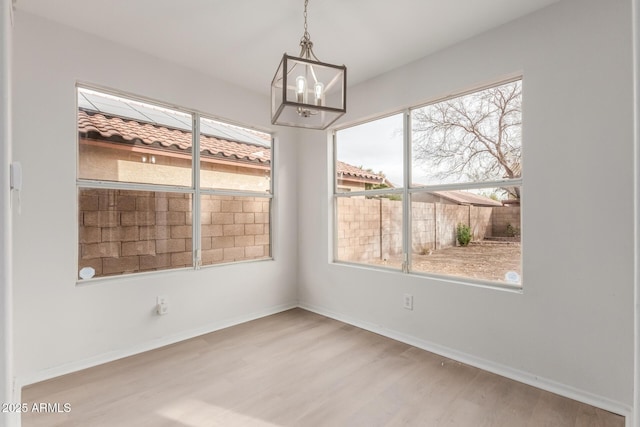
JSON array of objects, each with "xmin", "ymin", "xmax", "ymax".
[
  {"xmin": 470, "ymin": 206, "xmax": 493, "ymax": 240},
  {"xmin": 336, "ymin": 197, "xmax": 381, "ymax": 262},
  {"xmin": 200, "ymin": 195, "xmax": 270, "ymax": 265},
  {"xmin": 337, "ymin": 198, "xmax": 520, "ymax": 262},
  {"xmin": 491, "ymin": 206, "xmax": 521, "ymax": 236},
  {"xmin": 78, "ymin": 189, "xmax": 270, "ymax": 278},
  {"xmin": 381, "ymin": 198, "xmax": 402, "ymax": 259}
]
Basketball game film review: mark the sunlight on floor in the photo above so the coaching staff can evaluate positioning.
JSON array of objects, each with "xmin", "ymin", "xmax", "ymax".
[{"xmin": 158, "ymin": 398, "xmax": 282, "ymax": 427}]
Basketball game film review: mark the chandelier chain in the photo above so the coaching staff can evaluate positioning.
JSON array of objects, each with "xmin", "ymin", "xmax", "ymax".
[
  {"xmin": 299, "ymin": 0, "xmax": 318, "ymax": 61},
  {"xmin": 303, "ymin": 0, "xmax": 309, "ymax": 40}
]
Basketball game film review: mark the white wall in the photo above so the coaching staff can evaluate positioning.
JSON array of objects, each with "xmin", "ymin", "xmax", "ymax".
[
  {"xmin": 12, "ymin": 13, "xmax": 298, "ymax": 385},
  {"xmin": 10, "ymin": 0, "xmax": 637, "ymax": 422},
  {"xmin": 299, "ymin": 0, "xmax": 635, "ymax": 414},
  {"xmin": 634, "ymin": 0, "xmax": 640, "ymax": 422},
  {"xmin": 1, "ymin": 0, "xmax": 14, "ymax": 426}
]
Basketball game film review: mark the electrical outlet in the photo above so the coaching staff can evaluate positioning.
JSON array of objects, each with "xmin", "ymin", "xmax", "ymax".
[
  {"xmin": 403, "ymin": 293, "xmax": 413, "ymax": 310},
  {"xmin": 156, "ymin": 296, "xmax": 169, "ymax": 315}
]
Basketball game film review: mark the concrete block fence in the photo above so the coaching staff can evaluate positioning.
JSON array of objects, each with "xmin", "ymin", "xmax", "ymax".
[
  {"xmin": 337, "ymin": 197, "xmax": 520, "ymax": 263},
  {"xmin": 78, "ymin": 189, "xmax": 270, "ymax": 278}
]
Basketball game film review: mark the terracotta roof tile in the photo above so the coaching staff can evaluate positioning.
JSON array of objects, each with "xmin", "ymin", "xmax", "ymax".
[
  {"xmin": 78, "ymin": 110, "xmax": 271, "ymax": 165},
  {"xmin": 336, "ymin": 161, "xmax": 384, "ymax": 182},
  {"xmin": 78, "ymin": 109, "xmax": 381, "ymax": 181}
]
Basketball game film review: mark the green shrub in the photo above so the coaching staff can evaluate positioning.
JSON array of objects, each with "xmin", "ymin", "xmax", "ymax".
[
  {"xmin": 456, "ymin": 223, "xmax": 472, "ymax": 247},
  {"xmin": 506, "ymin": 223, "xmax": 521, "ymax": 237}
]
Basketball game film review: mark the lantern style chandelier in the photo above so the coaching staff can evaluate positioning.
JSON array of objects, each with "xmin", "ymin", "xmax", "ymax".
[{"xmin": 271, "ymin": 0, "xmax": 347, "ymax": 130}]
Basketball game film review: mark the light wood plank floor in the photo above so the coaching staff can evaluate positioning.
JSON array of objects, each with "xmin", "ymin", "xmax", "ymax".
[{"xmin": 22, "ymin": 308, "xmax": 624, "ymax": 426}]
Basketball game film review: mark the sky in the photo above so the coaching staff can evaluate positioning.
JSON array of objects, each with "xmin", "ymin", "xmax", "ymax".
[
  {"xmin": 336, "ymin": 113, "xmax": 404, "ymax": 186},
  {"xmin": 335, "ymin": 80, "xmax": 522, "ymax": 190}
]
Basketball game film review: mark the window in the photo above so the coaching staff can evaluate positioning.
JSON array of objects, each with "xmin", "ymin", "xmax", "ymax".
[
  {"xmin": 334, "ymin": 114, "xmax": 404, "ymax": 270},
  {"xmin": 77, "ymin": 87, "xmax": 272, "ymax": 280},
  {"xmin": 334, "ymin": 79, "xmax": 522, "ymax": 287}
]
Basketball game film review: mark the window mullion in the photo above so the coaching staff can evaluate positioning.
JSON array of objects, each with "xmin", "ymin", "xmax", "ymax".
[
  {"xmin": 77, "ymin": 86, "xmax": 273, "ymax": 281},
  {"xmin": 76, "ymin": 180, "xmax": 193, "ymax": 194},
  {"xmin": 199, "ymin": 189, "xmax": 274, "ymax": 199},
  {"xmin": 192, "ymin": 113, "xmax": 202, "ymax": 269},
  {"xmin": 402, "ymin": 109, "xmax": 411, "ymax": 273},
  {"xmin": 333, "ymin": 79, "xmax": 522, "ymax": 288},
  {"xmin": 332, "ymin": 131, "xmax": 338, "ymax": 262},
  {"xmin": 409, "ymin": 178, "xmax": 523, "ymax": 193}
]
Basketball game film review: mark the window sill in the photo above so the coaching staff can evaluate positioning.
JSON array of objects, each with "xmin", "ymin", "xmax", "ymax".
[{"xmin": 330, "ymin": 260, "xmax": 523, "ymax": 294}]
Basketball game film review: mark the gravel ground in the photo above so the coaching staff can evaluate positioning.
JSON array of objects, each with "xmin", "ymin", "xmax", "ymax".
[{"xmin": 372, "ymin": 242, "xmax": 521, "ymax": 283}]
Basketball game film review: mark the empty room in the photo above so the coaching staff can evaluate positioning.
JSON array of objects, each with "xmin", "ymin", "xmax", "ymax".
[{"xmin": 1, "ymin": 0, "xmax": 639, "ymax": 426}]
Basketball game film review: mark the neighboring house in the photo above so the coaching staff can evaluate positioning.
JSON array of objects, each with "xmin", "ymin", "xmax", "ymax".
[
  {"xmin": 336, "ymin": 161, "xmax": 388, "ymax": 192},
  {"xmin": 76, "ymin": 91, "xmax": 275, "ymax": 277},
  {"xmin": 78, "ymin": 109, "xmax": 273, "ymax": 192},
  {"xmin": 78, "ymin": 93, "xmax": 381, "ymax": 193}
]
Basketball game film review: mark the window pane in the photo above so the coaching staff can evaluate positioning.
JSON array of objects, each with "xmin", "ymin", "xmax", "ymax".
[
  {"xmin": 336, "ymin": 114, "xmax": 403, "ymax": 192},
  {"xmin": 335, "ymin": 194, "xmax": 402, "ymax": 270},
  {"xmin": 201, "ymin": 195, "xmax": 271, "ymax": 266},
  {"xmin": 200, "ymin": 117, "xmax": 271, "ymax": 192},
  {"xmin": 78, "ymin": 88, "xmax": 193, "ymax": 186},
  {"xmin": 410, "ymin": 187, "xmax": 521, "ymax": 284},
  {"xmin": 78, "ymin": 189, "xmax": 193, "ymax": 279},
  {"xmin": 411, "ymin": 80, "xmax": 522, "ymax": 186}
]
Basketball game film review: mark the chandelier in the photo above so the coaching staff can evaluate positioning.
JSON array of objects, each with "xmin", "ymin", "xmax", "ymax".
[{"xmin": 271, "ymin": 0, "xmax": 347, "ymax": 130}]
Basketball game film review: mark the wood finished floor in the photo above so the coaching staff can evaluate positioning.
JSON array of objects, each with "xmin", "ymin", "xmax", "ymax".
[{"xmin": 22, "ymin": 308, "xmax": 624, "ymax": 427}]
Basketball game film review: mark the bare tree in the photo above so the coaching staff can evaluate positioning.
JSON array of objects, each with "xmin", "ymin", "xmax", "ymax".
[{"xmin": 412, "ymin": 80, "xmax": 522, "ymax": 199}]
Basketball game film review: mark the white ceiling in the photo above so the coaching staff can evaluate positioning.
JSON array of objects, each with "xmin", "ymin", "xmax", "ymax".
[{"xmin": 15, "ymin": 0, "xmax": 559, "ymax": 95}]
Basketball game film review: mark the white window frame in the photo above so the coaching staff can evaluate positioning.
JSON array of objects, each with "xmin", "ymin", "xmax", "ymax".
[
  {"xmin": 76, "ymin": 83, "xmax": 274, "ymax": 283},
  {"xmin": 332, "ymin": 78, "xmax": 522, "ymax": 290}
]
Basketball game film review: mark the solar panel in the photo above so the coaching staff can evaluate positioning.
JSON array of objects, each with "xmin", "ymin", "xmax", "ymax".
[
  {"xmin": 128, "ymin": 103, "xmax": 191, "ymax": 130},
  {"xmin": 200, "ymin": 118, "xmax": 270, "ymax": 147},
  {"xmin": 78, "ymin": 88, "xmax": 270, "ymax": 147},
  {"xmin": 80, "ymin": 93, "xmax": 150, "ymax": 122},
  {"xmin": 77, "ymin": 93, "xmax": 95, "ymax": 110}
]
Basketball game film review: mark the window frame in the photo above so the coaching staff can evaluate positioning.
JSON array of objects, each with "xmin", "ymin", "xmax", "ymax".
[
  {"xmin": 76, "ymin": 83, "xmax": 274, "ymax": 283},
  {"xmin": 332, "ymin": 78, "xmax": 523, "ymax": 290}
]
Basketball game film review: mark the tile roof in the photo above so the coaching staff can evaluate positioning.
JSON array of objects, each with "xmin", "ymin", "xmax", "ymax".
[
  {"xmin": 78, "ymin": 109, "xmax": 383, "ymax": 181},
  {"xmin": 78, "ymin": 109, "xmax": 271, "ymax": 166},
  {"xmin": 336, "ymin": 161, "xmax": 385, "ymax": 182}
]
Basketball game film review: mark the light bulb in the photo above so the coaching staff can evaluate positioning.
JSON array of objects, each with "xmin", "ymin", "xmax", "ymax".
[
  {"xmin": 296, "ymin": 76, "xmax": 307, "ymax": 103},
  {"xmin": 314, "ymin": 82, "xmax": 325, "ymax": 106}
]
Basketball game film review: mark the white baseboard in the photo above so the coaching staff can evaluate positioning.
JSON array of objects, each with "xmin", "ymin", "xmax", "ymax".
[
  {"xmin": 15, "ymin": 302, "xmax": 296, "ymax": 391},
  {"xmin": 12, "ymin": 300, "xmax": 634, "ymax": 427},
  {"xmin": 298, "ymin": 302, "xmax": 633, "ymax": 425}
]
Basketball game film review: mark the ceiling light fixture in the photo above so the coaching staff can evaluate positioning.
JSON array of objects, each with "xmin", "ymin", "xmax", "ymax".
[{"xmin": 271, "ymin": 0, "xmax": 347, "ymax": 130}]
